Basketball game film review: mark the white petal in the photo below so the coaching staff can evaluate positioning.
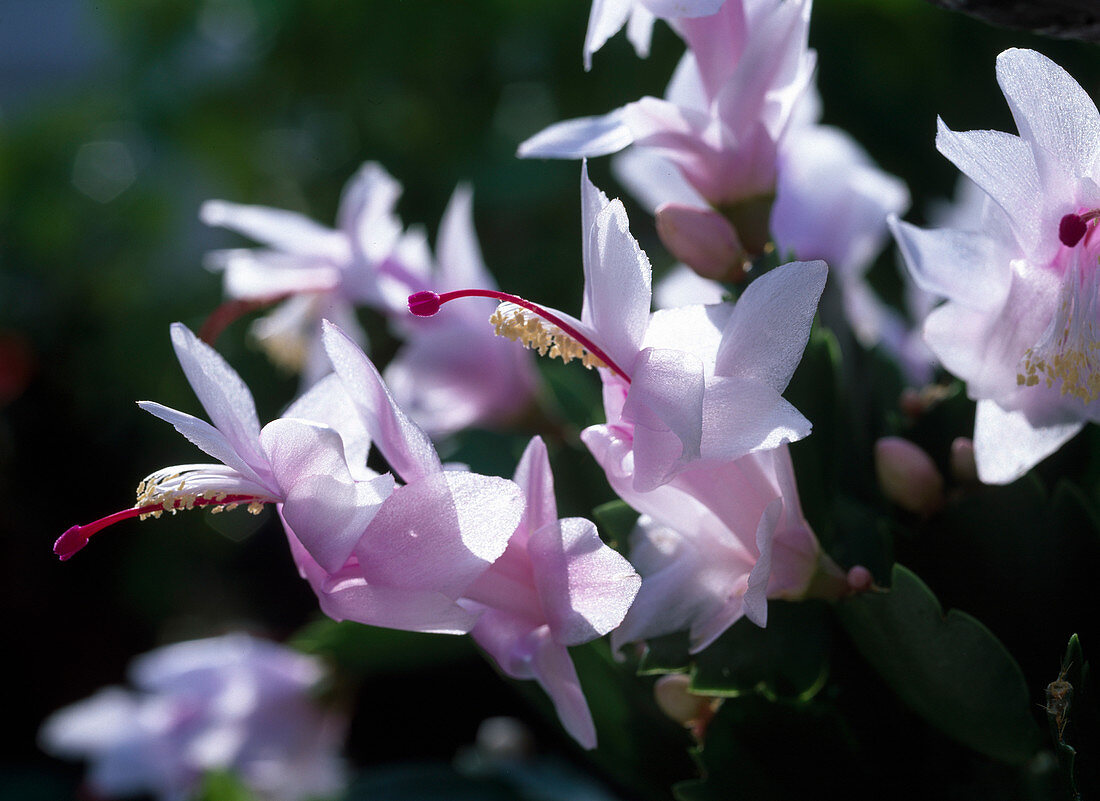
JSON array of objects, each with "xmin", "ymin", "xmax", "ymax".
[
  {"xmin": 518, "ymin": 111, "xmax": 634, "ymax": 159},
  {"xmin": 714, "ymin": 260, "xmax": 826, "ymax": 390},
  {"xmin": 322, "ymin": 321, "xmax": 442, "ymax": 483},
  {"xmin": 889, "ymin": 216, "xmax": 1009, "ymax": 309},
  {"xmin": 284, "ymin": 373, "xmax": 374, "ymax": 480},
  {"xmin": 612, "ymin": 148, "xmax": 706, "ymax": 214},
  {"xmin": 996, "ymin": 48, "xmax": 1100, "ymax": 187},
  {"xmin": 584, "ymin": 0, "xmax": 632, "ymax": 70},
  {"xmin": 973, "ymin": 399, "xmax": 1083, "ymax": 484},
  {"xmin": 935, "ymin": 120, "xmax": 1042, "ymax": 253},
  {"xmin": 653, "ymin": 265, "xmax": 727, "ymax": 310},
  {"xmin": 168, "ymin": 323, "xmax": 269, "ymax": 476},
  {"xmin": 512, "ymin": 436, "xmax": 559, "ymax": 537},
  {"xmin": 700, "ymin": 376, "xmax": 811, "ymax": 461},
  {"xmin": 201, "ymin": 200, "xmax": 346, "ymax": 261},
  {"xmin": 435, "ymin": 184, "xmax": 495, "ymax": 293}
]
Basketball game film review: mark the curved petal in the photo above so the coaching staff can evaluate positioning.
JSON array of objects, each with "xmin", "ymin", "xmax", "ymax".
[
  {"xmin": 435, "ymin": 184, "xmax": 495, "ymax": 293},
  {"xmin": 283, "ymin": 373, "xmax": 374, "ymax": 479},
  {"xmin": 700, "ymin": 376, "xmax": 811, "ymax": 460},
  {"xmin": 169, "ymin": 323, "xmax": 270, "ymax": 478},
  {"xmin": 582, "ymin": 197, "xmax": 653, "ymax": 372},
  {"xmin": 529, "ymin": 517, "xmax": 640, "ymax": 645},
  {"xmin": 653, "ymin": 266, "xmax": 727, "ymax": 310},
  {"xmin": 262, "ymin": 419, "xmax": 395, "ymax": 573},
  {"xmin": 200, "ymin": 200, "xmax": 347, "ymax": 261},
  {"xmin": 935, "ymin": 120, "xmax": 1042, "ymax": 254},
  {"xmin": 973, "ymin": 399, "xmax": 1082, "ymax": 485},
  {"xmin": 137, "ymin": 401, "xmax": 272, "ymax": 492},
  {"xmin": 612, "ymin": 148, "xmax": 707, "ymax": 213},
  {"xmin": 889, "ymin": 216, "xmax": 1010, "ymax": 309},
  {"xmin": 996, "ymin": 48, "xmax": 1100, "ymax": 188},
  {"xmin": 337, "ymin": 161, "xmax": 405, "ymax": 265},
  {"xmin": 741, "ymin": 498, "xmax": 782, "ymax": 627},
  {"xmin": 355, "ymin": 472, "xmax": 524, "ymax": 600},
  {"xmin": 518, "ymin": 112, "xmax": 634, "ymax": 159},
  {"xmin": 714, "ymin": 260, "xmax": 826, "ymax": 390},
  {"xmin": 529, "ymin": 633, "xmax": 598, "ymax": 749},
  {"xmin": 584, "ymin": 0, "xmax": 632, "ymax": 70},
  {"xmin": 513, "ymin": 436, "xmax": 558, "ymax": 538},
  {"xmin": 322, "ymin": 321, "xmax": 442, "ymax": 482}
]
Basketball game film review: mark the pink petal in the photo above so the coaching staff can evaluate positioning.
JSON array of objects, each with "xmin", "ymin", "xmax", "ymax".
[
  {"xmin": 529, "ymin": 517, "xmax": 640, "ymax": 645},
  {"xmin": 322, "ymin": 321, "xmax": 442, "ymax": 483},
  {"xmin": 512, "ymin": 436, "xmax": 559, "ymax": 539},
  {"xmin": 262, "ymin": 419, "xmax": 395, "ymax": 574},
  {"xmin": 713, "ymin": 260, "xmax": 826, "ymax": 391},
  {"xmin": 518, "ymin": 112, "xmax": 635, "ymax": 159},
  {"xmin": 700, "ymin": 376, "xmax": 811, "ymax": 460},
  {"xmin": 201, "ymin": 200, "xmax": 347, "ymax": 261}
]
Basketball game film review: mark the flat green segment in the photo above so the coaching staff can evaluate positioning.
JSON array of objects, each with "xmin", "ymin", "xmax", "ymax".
[{"xmin": 836, "ymin": 563, "xmax": 1041, "ymax": 764}]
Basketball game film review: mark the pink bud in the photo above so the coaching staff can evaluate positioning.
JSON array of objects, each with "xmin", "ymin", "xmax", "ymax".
[
  {"xmin": 655, "ymin": 203, "xmax": 744, "ymax": 281},
  {"xmin": 846, "ymin": 565, "xmax": 874, "ymax": 593},
  {"xmin": 653, "ymin": 674, "xmax": 713, "ymax": 727},
  {"xmin": 874, "ymin": 436, "xmax": 944, "ymax": 515},
  {"xmin": 408, "ymin": 290, "xmax": 442, "ymax": 317},
  {"xmin": 949, "ymin": 437, "xmax": 978, "ymax": 484}
]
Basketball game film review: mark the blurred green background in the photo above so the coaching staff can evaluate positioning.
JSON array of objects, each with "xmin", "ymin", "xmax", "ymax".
[{"xmin": 2, "ymin": 0, "xmax": 1098, "ymax": 797}]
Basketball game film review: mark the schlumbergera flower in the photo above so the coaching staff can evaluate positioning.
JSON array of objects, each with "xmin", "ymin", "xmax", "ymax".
[
  {"xmin": 890, "ymin": 48, "xmax": 1100, "ymax": 484},
  {"xmin": 521, "ymin": 0, "xmax": 816, "ymax": 280},
  {"xmin": 383, "ymin": 185, "xmax": 540, "ymax": 437},
  {"xmin": 409, "ymin": 165, "xmax": 826, "ymax": 492},
  {"xmin": 581, "ymin": 436, "xmax": 847, "ymax": 651},
  {"xmin": 38, "ymin": 634, "xmax": 346, "ymax": 801},
  {"xmin": 583, "ymin": 0, "xmax": 725, "ymax": 70},
  {"xmin": 55, "ymin": 323, "xmax": 524, "ymax": 636},
  {"xmin": 460, "ymin": 436, "xmax": 640, "ymax": 749},
  {"xmin": 201, "ymin": 161, "xmax": 432, "ymax": 385}
]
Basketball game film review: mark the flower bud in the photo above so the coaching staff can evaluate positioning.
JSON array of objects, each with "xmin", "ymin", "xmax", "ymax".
[
  {"xmin": 655, "ymin": 202, "xmax": 744, "ymax": 282},
  {"xmin": 653, "ymin": 674, "xmax": 714, "ymax": 728},
  {"xmin": 874, "ymin": 436, "xmax": 944, "ymax": 515},
  {"xmin": 949, "ymin": 437, "xmax": 978, "ymax": 484}
]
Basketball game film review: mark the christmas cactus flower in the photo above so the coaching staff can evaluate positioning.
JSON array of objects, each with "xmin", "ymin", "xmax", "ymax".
[
  {"xmin": 201, "ymin": 161, "xmax": 431, "ymax": 384},
  {"xmin": 38, "ymin": 634, "xmax": 346, "ymax": 801},
  {"xmin": 583, "ymin": 0, "xmax": 726, "ymax": 70},
  {"xmin": 383, "ymin": 185, "xmax": 540, "ymax": 437},
  {"xmin": 890, "ymin": 48, "xmax": 1100, "ymax": 483},
  {"xmin": 582, "ymin": 431, "xmax": 846, "ymax": 651},
  {"xmin": 460, "ymin": 436, "xmax": 641, "ymax": 749},
  {"xmin": 521, "ymin": 0, "xmax": 815, "ymax": 278},
  {"xmin": 54, "ymin": 322, "xmax": 395, "ymax": 574},
  {"xmin": 289, "ymin": 321, "xmax": 524, "ymax": 634},
  {"xmin": 409, "ymin": 165, "xmax": 825, "ymax": 492}
]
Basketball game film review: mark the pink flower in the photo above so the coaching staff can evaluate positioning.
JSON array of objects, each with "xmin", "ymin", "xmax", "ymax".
[
  {"xmin": 54, "ymin": 323, "xmax": 395, "ymax": 572},
  {"xmin": 582, "ymin": 430, "xmax": 844, "ymax": 651},
  {"xmin": 890, "ymin": 48, "xmax": 1100, "ymax": 483},
  {"xmin": 460, "ymin": 437, "xmax": 641, "ymax": 749},
  {"xmin": 201, "ymin": 162, "xmax": 431, "ymax": 384},
  {"xmin": 382, "ymin": 186, "xmax": 540, "ymax": 437},
  {"xmin": 410, "ymin": 166, "xmax": 826, "ymax": 492},
  {"xmin": 285, "ymin": 322, "xmax": 525, "ymax": 634},
  {"xmin": 38, "ymin": 634, "xmax": 346, "ymax": 801}
]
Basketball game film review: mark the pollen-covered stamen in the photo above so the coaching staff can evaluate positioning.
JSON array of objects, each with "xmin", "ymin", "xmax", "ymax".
[
  {"xmin": 1017, "ymin": 259, "xmax": 1100, "ymax": 403},
  {"xmin": 490, "ymin": 302, "xmax": 608, "ymax": 371},
  {"xmin": 407, "ymin": 288, "xmax": 631, "ymax": 382},
  {"xmin": 55, "ymin": 465, "xmax": 278, "ymax": 561},
  {"xmin": 1059, "ymin": 210, "xmax": 1100, "ymax": 248}
]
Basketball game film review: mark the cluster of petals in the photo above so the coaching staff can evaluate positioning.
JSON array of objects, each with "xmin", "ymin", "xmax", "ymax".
[
  {"xmin": 202, "ymin": 162, "xmax": 429, "ymax": 385},
  {"xmin": 522, "ymin": 0, "xmax": 816, "ymax": 278},
  {"xmin": 505, "ymin": 166, "xmax": 826, "ymax": 493},
  {"xmin": 890, "ymin": 48, "xmax": 1100, "ymax": 483},
  {"xmin": 203, "ymin": 164, "xmax": 538, "ymax": 436},
  {"xmin": 38, "ymin": 634, "xmax": 346, "ymax": 801},
  {"xmin": 584, "ymin": 435, "xmax": 844, "ymax": 651}
]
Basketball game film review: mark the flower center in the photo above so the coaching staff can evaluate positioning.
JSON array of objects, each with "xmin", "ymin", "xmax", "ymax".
[
  {"xmin": 55, "ymin": 467, "xmax": 273, "ymax": 561},
  {"xmin": 1017, "ymin": 257, "xmax": 1100, "ymax": 404},
  {"xmin": 407, "ymin": 289, "xmax": 630, "ymax": 382}
]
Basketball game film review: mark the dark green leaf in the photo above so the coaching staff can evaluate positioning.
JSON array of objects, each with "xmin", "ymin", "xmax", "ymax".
[
  {"xmin": 194, "ymin": 771, "xmax": 259, "ymax": 801},
  {"xmin": 292, "ymin": 618, "xmax": 476, "ymax": 677},
  {"xmin": 836, "ymin": 564, "xmax": 1041, "ymax": 764},
  {"xmin": 592, "ymin": 500, "xmax": 640, "ymax": 551}
]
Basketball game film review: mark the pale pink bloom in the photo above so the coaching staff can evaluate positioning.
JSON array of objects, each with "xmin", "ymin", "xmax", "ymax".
[
  {"xmin": 285, "ymin": 322, "xmax": 524, "ymax": 634},
  {"xmin": 54, "ymin": 323, "xmax": 395, "ymax": 575},
  {"xmin": 522, "ymin": 0, "xmax": 815, "ymax": 276},
  {"xmin": 411, "ymin": 166, "xmax": 825, "ymax": 492},
  {"xmin": 383, "ymin": 186, "xmax": 540, "ymax": 437},
  {"xmin": 890, "ymin": 48, "xmax": 1100, "ymax": 483},
  {"xmin": 202, "ymin": 162, "xmax": 431, "ymax": 384},
  {"xmin": 583, "ymin": 0, "xmax": 726, "ymax": 70},
  {"xmin": 581, "ymin": 430, "xmax": 844, "ymax": 652},
  {"xmin": 39, "ymin": 634, "xmax": 346, "ymax": 801},
  {"xmin": 460, "ymin": 437, "xmax": 640, "ymax": 749}
]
